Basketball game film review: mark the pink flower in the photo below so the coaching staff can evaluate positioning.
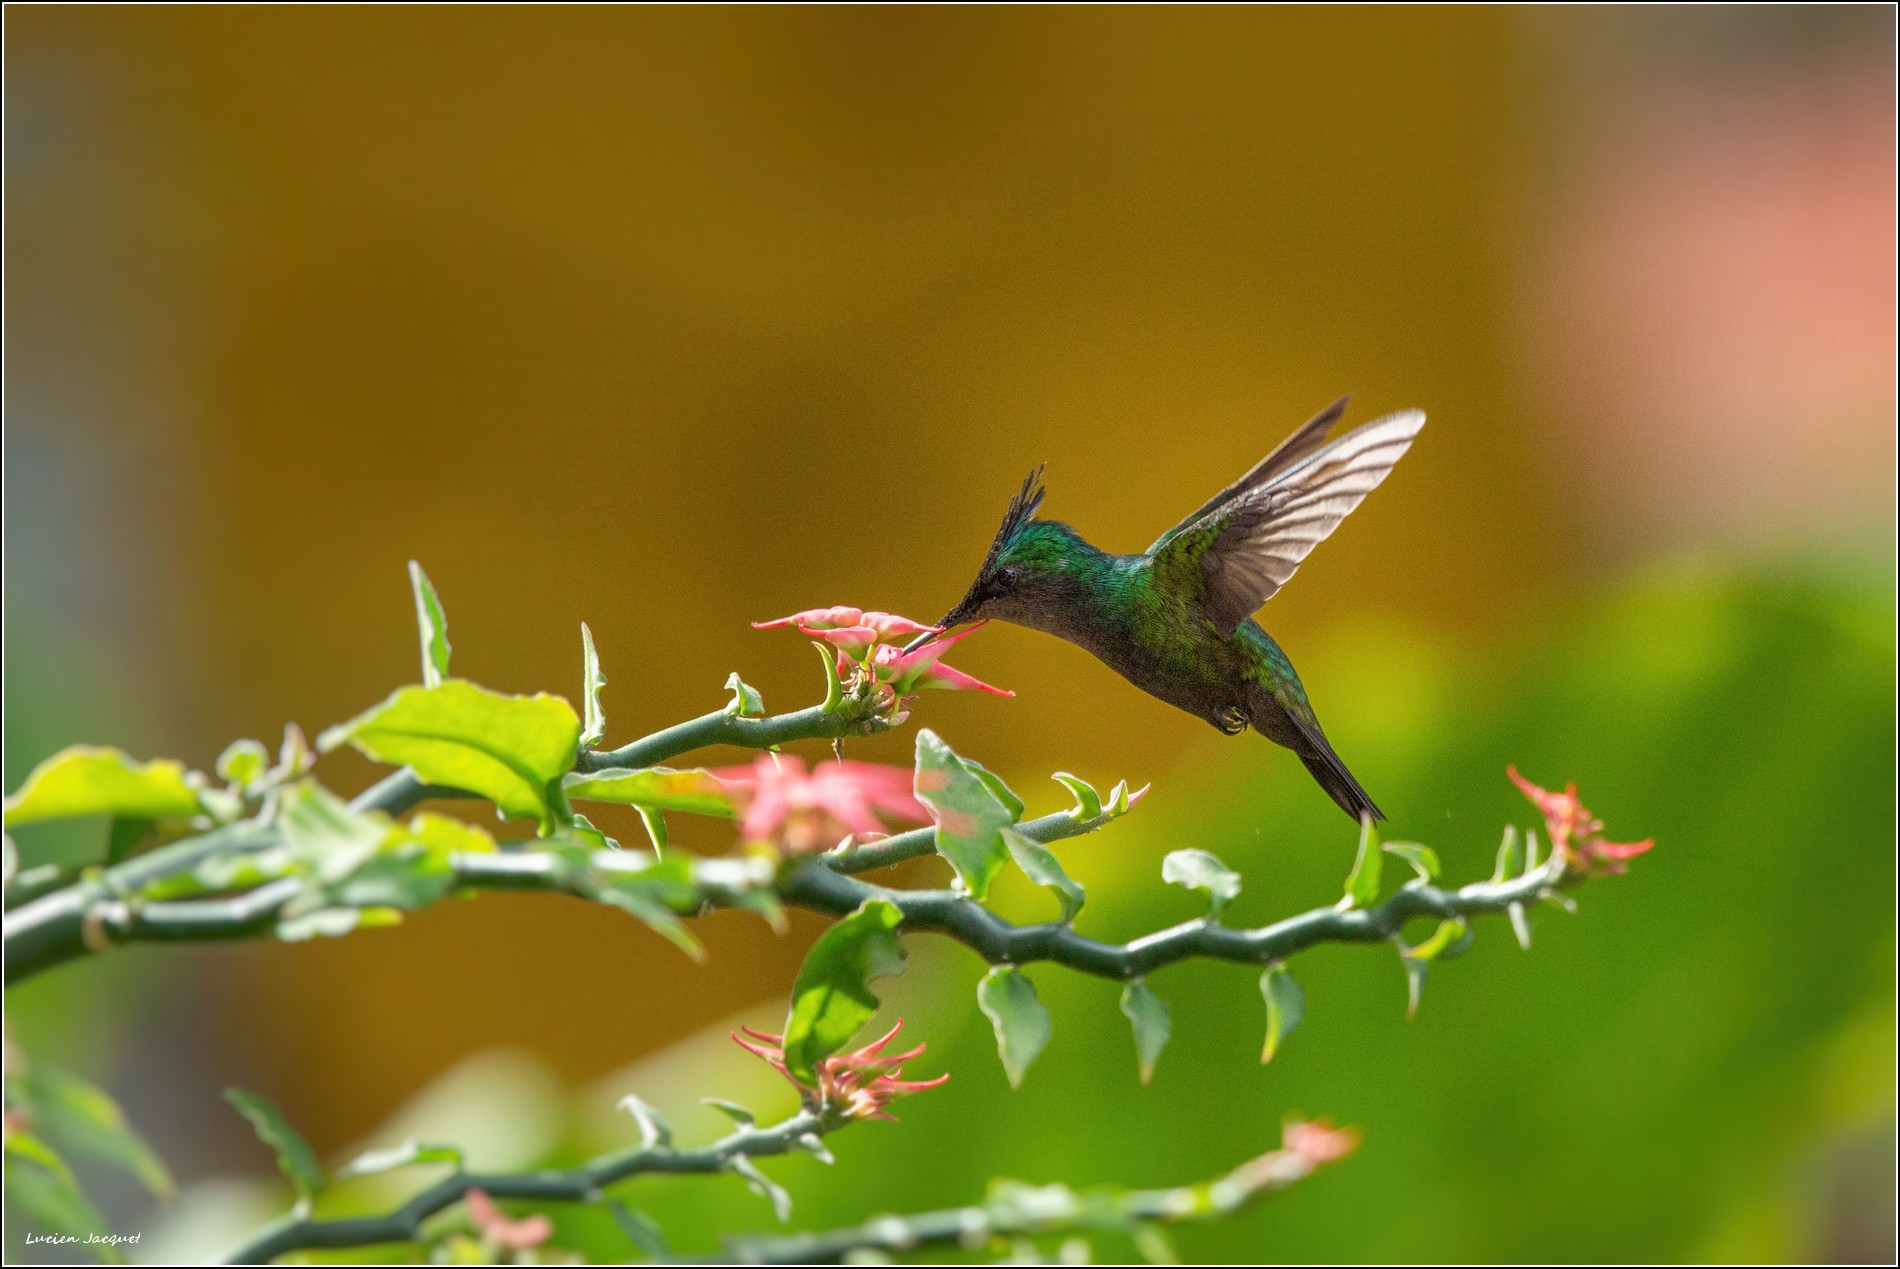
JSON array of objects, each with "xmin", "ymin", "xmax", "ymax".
[
  {"xmin": 733, "ymin": 1021, "xmax": 949, "ymax": 1122},
  {"xmin": 1508, "ymin": 766, "xmax": 1655, "ymax": 878},
  {"xmin": 1282, "ymin": 1118, "xmax": 1361, "ymax": 1165},
  {"xmin": 753, "ymin": 606, "xmax": 1012, "ymax": 705},
  {"xmin": 463, "ymin": 1188, "xmax": 554, "ymax": 1252},
  {"xmin": 711, "ymin": 754, "xmax": 928, "ymax": 853}
]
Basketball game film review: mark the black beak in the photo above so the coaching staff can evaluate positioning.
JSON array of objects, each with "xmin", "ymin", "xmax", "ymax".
[
  {"xmin": 900, "ymin": 630, "xmax": 937, "ymax": 655},
  {"xmin": 903, "ymin": 602, "xmax": 971, "ymax": 654}
]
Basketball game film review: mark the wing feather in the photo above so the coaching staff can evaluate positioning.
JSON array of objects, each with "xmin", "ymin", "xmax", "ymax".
[
  {"xmin": 1145, "ymin": 396, "xmax": 1351, "ymax": 554},
  {"xmin": 1192, "ymin": 409, "xmax": 1425, "ymax": 634}
]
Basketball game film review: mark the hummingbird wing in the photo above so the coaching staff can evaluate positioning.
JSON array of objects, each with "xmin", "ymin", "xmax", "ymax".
[
  {"xmin": 1146, "ymin": 396, "xmax": 1351, "ymax": 555},
  {"xmin": 1155, "ymin": 408, "xmax": 1426, "ymax": 636}
]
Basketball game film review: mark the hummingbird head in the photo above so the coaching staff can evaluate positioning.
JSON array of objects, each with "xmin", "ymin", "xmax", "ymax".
[{"xmin": 905, "ymin": 467, "xmax": 1093, "ymax": 653}]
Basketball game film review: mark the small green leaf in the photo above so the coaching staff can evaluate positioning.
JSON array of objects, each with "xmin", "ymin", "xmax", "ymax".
[
  {"xmin": 1002, "ymin": 826, "xmax": 1084, "ymax": 924},
  {"xmin": 596, "ymin": 863, "xmax": 705, "ymax": 961},
  {"xmin": 1382, "ymin": 841, "xmax": 1440, "ymax": 883},
  {"xmin": 318, "ymin": 681, "xmax": 580, "ymax": 833},
  {"xmin": 17, "ymin": 1063, "xmax": 172, "ymax": 1200},
  {"xmin": 1508, "ymin": 901, "xmax": 1533, "ymax": 949},
  {"xmin": 701, "ymin": 1098, "xmax": 756, "ymax": 1128},
  {"xmin": 278, "ymin": 782, "xmax": 392, "ymax": 883},
  {"xmin": 329, "ymin": 851, "xmax": 454, "ymax": 910},
  {"xmin": 1524, "ymin": 828, "xmax": 1543, "ymax": 872},
  {"xmin": 1119, "ymin": 980, "xmax": 1170, "ymax": 1085},
  {"xmin": 811, "ymin": 642, "xmax": 846, "ymax": 713},
  {"xmin": 914, "ymin": 731, "xmax": 1014, "ymax": 899},
  {"xmin": 1491, "ymin": 824, "xmax": 1523, "ymax": 883},
  {"xmin": 1050, "ymin": 772, "xmax": 1102, "ymax": 821},
  {"xmin": 225, "ymin": 1088, "xmax": 324, "ymax": 1202},
  {"xmin": 398, "ymin": 811, "xmax": 497, "ymax": 862},
  {"xmin": 566, "ymin": 811, "xmax": 618, "ymax": 852},
  {"xmin": 335, "ymin": 1140, "xmax": 462, "ymax": 1181},
  {"xmin": 4, "ymin": 746, "xmax": 202, "ymax": 829},
  {"xmin": 408, "ymin": 561, "xmax": 452, "ymax": 688},
  {"xmin": 729, "ymin": 1155, "xmax": 791, "ymax": 1222},
  {"xmin": 607, "ymin": 1200, "xmax": 671, "ymax": 1258},
  {"xmin": 1401, "ymin": 953, "xmax": 1427, "ymax": 1018},
  {"xmin": 277, "ymin": 906, "xmax": 400, "ymax": 941},
  {"xmin": 216, "ymin": 739, "xmax": 271, "ymax": 790},
  {"xmin": 1259, "ymin": 962, "xmax": 1305, "ymax": 1063},
  {"xmin": 2, "ymin": 1131, "xmax": 110, "ymax": 1246},
  {"xmin": 1161, "ymin": 849, "xmax": 1241, "ymax": 920},
  {"xmin": 1402, "ymin": 916, "xmax": 1468, "ymax": 963},
  {"xmin": 959, "ymin": 759, "xmax": 1025, "ymax": 822},
  {"xmin": 1339, "ymin": 814, "xmax": 1383, "ymax": 910},
  {"xmin": 580, "ymin": 623, "xmax": 608, "ymax": 748},
  {"xmin": 781, "ymin": 899, "xmax": 907, "ymax": 1085},
  {"xmin": 563, "ymin": 767, "xmax": 735, "ymax": 818},
  {"xmin": 723, "ymin": 672, "xmax": 765, "ymax": 718},
  {"xmin": 106, "ymin": 817, "xmax": 155, "ymax": 866},
  {"xmin": 637, "ymin": 807, "xmax": 668, "ymax": 855},
  {"xmin": 616, "ymin": 1094, "xmax": 672, "ymax": 1148},
  {"xmin": 977, "ymin": 966, "xmax": 1052, "ymax": 1090}
]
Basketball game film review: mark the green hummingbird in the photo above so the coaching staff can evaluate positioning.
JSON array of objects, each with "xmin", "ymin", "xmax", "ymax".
[{"xmin": 904, "ymin": 397, "xmax": 1424, "ymax": 822}]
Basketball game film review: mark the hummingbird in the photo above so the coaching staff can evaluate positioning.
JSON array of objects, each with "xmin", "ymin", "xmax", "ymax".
[{"xmin": 903, "ymin": 397, "xmax": 1424, "ymax": 822}]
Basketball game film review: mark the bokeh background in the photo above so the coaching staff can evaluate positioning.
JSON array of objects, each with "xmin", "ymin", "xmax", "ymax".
[{"xmin": 5, "ymin": 6, "xmax": 1894, "ymax": 1264}]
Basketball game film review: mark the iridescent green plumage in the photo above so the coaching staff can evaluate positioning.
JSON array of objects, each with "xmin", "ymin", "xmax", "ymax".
[{"xmin": 914, "ymin": 399, "xmax": 1425, "ymax": 823}]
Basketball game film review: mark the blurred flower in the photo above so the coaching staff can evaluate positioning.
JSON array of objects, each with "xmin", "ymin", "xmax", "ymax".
[
  {"xmin": 1282, "ymin": 1117, "xmax": 1361, "ymax": 1165},
  {"xmin": 733, "ymin": 1021, "xmax": 948, "ymax": 1122},
  {"xmin": 711, "ymin": 754, "xmax": 927, "ymax": 853},
  {"xmin": 753, "ymin": 606, "xmax": 1012, "ymax": 713},
  {"xmin": 463, "ymin": 1188, "xmax": 553, "ymax": 1252},
  {"xmin": 1508, "ymin": 766, "xmax": 1654, "ymax": 877}
]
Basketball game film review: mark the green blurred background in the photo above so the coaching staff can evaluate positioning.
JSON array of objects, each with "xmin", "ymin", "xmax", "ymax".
[{"xmin": 4, "ymin": 6, "xmax": 1894, "ymax": 1263}]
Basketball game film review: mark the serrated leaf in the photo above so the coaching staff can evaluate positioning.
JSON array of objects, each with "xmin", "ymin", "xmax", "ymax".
[
  {"xmin": 1382, "ymin": 840, "xmax": 1440, "ymax": 882},
  {"xmin": 335, "ymin": 1139, "xmax": 463, "ymax": 1181},
  {"xmin": 17, "ymin": 1063, "xmax": 172, "ymax": 1200},
  {"xmin": 226, "ymin": 1088, "xmax": 323, "ymax": 1201},
  {"xmin": 579, "ymin": 623, "xmax": 608, "ymax": 748},
  {"xmin": 1002, "ymin": 826, "xmax": 1084, "ymax": 924},
  {"xmin": 977, "ymin": 967, "xmax": 1052, "ymax": 1090},
  {"xmin": 729, "ymin": 1155, "xmax": 791, "ymax": 1222},
  {"xmin": 1259, "ymin": 962, "xmax": 1305, "ymax": 1063},
  {"xmin": 1119, "ymin": 980, "xmax": 1170, "ymax": 1085},
  {"xmin": 408, "ymin": 561, "xmax": 452, "ymax": 688},
  {"xmin": 1050, "ymin": 772, "xmax": 1102, "ymax": 821},
  {"xmin": 217, "ymin": 738, "xmax": 271, "ymax": 790},
  {"xmin": 4, "ymin": 746, "xmax": 202, "ymax": 828},
  {"xmin": 701, "ymin": 1099, "xmax": 756, "ymax": 1128},
  {"xmin": 318, "ymin": 681, "xmax": 580, "ymax": 833},
  {"xmin": 563, "ymin": 767, "xmax": 735, "ymax": 818},
  {"xmin": 723, "ymin": 672, "xmax": 764, "ymax": 718},
  {"xmin": 3, "ymin": 1131, "xmax": 110, "ymax": 1247},
  {"xmin": 1161, "ymin": 849, "xmax": 1241, "ymax": 920},
  {"xmin": 616, "ymin": 1094, "xmax": 672, "ymax": 1148},
  {"xmin": 1491, "ymin": 824, "xmax": 1523, "ymax": 883},
  {"xmin": 782, "ymin": 899, "xmax": 907, "ymax": 1085},
  {"xmin": 607, "ymin": 1200, "xmax": 671, "ymax": 1258},
  {"xmin": 914, "ymin": 731, "xmax": 1014, "ymax": 899},
  {"xmin": 1340, "ymin": 814, "xmax": 1383, "ymax": 910}
]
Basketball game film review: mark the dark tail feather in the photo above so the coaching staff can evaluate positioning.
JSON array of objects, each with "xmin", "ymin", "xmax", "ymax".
[{"xmin": 1298, "ymin": 745, "xmax": 1384, "ymax": 822}]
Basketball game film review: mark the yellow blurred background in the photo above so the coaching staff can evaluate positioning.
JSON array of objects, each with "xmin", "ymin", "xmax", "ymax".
[{"xmin": 5, "ymin": 6, "xmax": 1893, "ymax": 1264}]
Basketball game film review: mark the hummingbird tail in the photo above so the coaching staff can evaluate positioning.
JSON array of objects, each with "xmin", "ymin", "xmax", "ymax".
[{"xmin": 1297, "ymin": 745, "xmax": 1385, "ymax": 823}]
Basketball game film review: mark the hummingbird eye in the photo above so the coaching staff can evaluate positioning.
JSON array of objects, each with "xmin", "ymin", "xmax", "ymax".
[{"xmin": 994, "ymin": 565, "xmax": 1022, "ymax": 592}]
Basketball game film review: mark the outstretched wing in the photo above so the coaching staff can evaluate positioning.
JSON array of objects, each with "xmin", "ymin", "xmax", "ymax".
[
  {"xmin": 1157, "ymin": 408, "xmax": 1425, "ymax": 635},
  {"xmin": 1146, "ymin": 396, "xmax": 1351, "ymax": 555}
]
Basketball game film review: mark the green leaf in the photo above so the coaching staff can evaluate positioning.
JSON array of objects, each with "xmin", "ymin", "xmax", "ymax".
[
  {"xmin": 701, "ymin": 1098, "xmax": 756, "ymax": 1128},
  {"xmin": 723, "ymin": 672, "xmax": 764, "ymax": 718},
  {"xmin": 329, "ymin": 851, "xmax": 454, "ymax": 910},
  {"xmin": 225, "ymin": 1088, "xmax": 324, "ymax": 1202},
  {"xmin": 959, "ymin": 759, "xmax": 1025, "ymax": 821},
  {"xmin": 106, "ymin": 817, "xmax": 155, "ymax": 866},
  {"xmin": 408, "ymin": 561, "xmax": 452, "ymax": 688},
  {"xmin": 1491, "ymin": 824, "xmax": 1523, "ymax": 883},
  {"xmin": 335, "ymin": 1139, "xmax": 462, "ymax": 1181},
  {"xmin": 4, "ymin": 746, "xmax": 202, "ymax": 828},
  {"xmin": 616, "ymin": 1094, "xmax": 672, "ymax": 1148},
  {"xmin": 729, "ymin": 1155, "xmax": 791, "ymax": 1222},
  {"xmin": 1402, "ymin": 953, "xmax": 1427, "ymax": 1019},
  {"xmin": 3, "ymin": 1131, "xmax": 110, "ymax": 1248},
  {"xmin": 563, "ymin": 767, "xmax": 736, "ymax": 817},
  {"xmin": 579, "ymin": 623, "xmax": 608, "ymax": 748},
  {"xmin": 216, "ymin": 738, "xmax": 271, "ymax": 790},
  {"xmin": 278, "ymin": 782, "xmax": 392, "ymax": 883},
  {"xmin": 566, "ymin": 811, "xmax": 618, "ymax": 852},
  {"xmin": 318, "ymin": 681, "xmax": 581, "ymax": 833},
  {"xmin": 637, "ymin": 807, "xmax": 668, "ymax": 855},
  {"xmin": 1259, "ymin": 962, "xmax": 1305, "ymax": 1063},
  {"xmin": 398, "ymin": 811, "xmax": 498, "ymax": 862},
  {"xmin": 1119, "ymin": 980, "xmax": 1171, "ymax": 1085},
  {"xmin": 1339, "ymin": 814, "xmax": 1383, "ymax": 910},
  {"xmin": 812, "ymin": 642, "xmax": 845, "ymax": 712},
  {"xmin": 976, "ymin": 966, "xmax": 1052, "ymax": 1090},
  {"xmin": 1382, "ymin": 841, "xmax": 1440, "ymax": 883},
  {"xmin": 1050, "ymin": 772, "xmax": 1102, "ymax": 821},
  {"xmin": 1508, "ymin": 901, "xmax": 1533, "ymax": 950},
  {"xmin": 277, "ymin": 906, "xmax": 401, "ymax": 941},
  {"xmin": 1403, "ymin": 916, "xmax": 1469, "ymax": 963},
  {"xmin": 595, "ymin": 861, "xmax": 705, "ymax": 961},
  {"xmin": 781, "ymin": 898, "xmax": 907, "ymax": 1085},
  {"xmin": 913, "ymin": 730, "xmax": 1015, "ymax": 899},
  {"xmin": 1002, "ymin": 826, "xmax": 1084, "ymax": 924},
  {"xmin": 1161, "ymin": 849, "xmax": 1241, "ymax": 920},
  {"xmin": 18, "ymin": 1063, "xmax": 173, "ymax": 1199}
]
